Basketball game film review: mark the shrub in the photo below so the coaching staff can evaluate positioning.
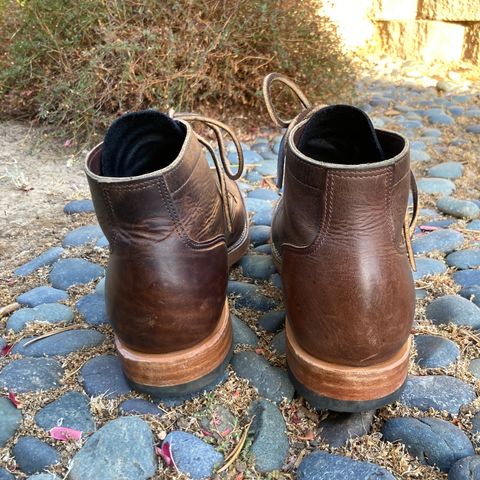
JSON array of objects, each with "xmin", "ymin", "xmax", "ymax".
[{"xmin": 0, "ymin": 0, "xmax": 355, "ymax": 144}]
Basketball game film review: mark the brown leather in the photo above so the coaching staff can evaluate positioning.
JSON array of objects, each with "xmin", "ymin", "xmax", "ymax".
[
  {"xmin": 85, "ymin": 120, "xmax": 248, "ymax": 354},
  {"xmin": 272, "ymin": 117, "xmax": 415, "ymax": 368}
]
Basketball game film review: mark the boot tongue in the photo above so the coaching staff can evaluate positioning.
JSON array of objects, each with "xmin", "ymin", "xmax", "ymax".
[
  {"xmin": 101, "ymin": 110, "xmax": 186, "ymax": 177},
  {"xmin": 297, "ymin": 105, "xmax": 384, "ymax": 165}
]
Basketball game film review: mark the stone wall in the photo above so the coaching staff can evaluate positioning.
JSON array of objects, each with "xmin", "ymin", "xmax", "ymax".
[{"xmin": 320, "ymin": 0, "xmax": 480, "ymax": 64}]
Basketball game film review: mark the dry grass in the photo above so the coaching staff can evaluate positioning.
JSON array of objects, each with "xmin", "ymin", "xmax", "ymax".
[{"xmin": 0, "ymin": 0, "xmax": 356, "ymax": 147}]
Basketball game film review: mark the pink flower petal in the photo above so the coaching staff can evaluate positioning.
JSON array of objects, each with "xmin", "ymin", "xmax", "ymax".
[
  {"xmin": 1, "ymin": 344, "xmax": 12, "ymax": 356},
  {"xmin": 420, "ymin": 225, "xmax": 440, "ymax": 232},
  {"xmin": 8, "ymin": 391, "xmax": 22, "ymax": 408},
  {"xmin": 50, "ymin": 426, "xmax": 82, "ymax": 442},
  {"xmin": 156, "ymin": 442, "xmax": 173, "ymax": 467}
]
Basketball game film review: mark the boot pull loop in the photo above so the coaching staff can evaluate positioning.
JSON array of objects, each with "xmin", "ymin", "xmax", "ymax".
[
  {"xmin": 404, "ymin": 170, "xmax": 419, "ymax": 272},
  {"xmin": 263, "ymin": 73, "xmax": 312, "ymax": 128}
]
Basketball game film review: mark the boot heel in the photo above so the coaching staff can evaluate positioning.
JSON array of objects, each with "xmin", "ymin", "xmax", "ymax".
[
  {"xmin": 115, "ymin": 301, "xmax": 232, "ymax": 398},
  {"xmin": 286, "ymin": 320, "xmax": 410, "ymax": 412}
]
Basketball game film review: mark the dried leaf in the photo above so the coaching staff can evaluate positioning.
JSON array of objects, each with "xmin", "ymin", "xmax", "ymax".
[
  {"xmin": 419, "ymin": 225, "xmax": 440, "ymax": 232},
  {"xmin": 50, "ymin": 426, "xmax": 82, "ymax": 442},
  {"xmin": 298, "ymin": 430, "xmax": 315, "ymax": 441}
]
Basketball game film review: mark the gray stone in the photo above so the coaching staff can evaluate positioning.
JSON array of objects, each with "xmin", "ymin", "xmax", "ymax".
[
  {"xmin": 258, "ymin": 310, "xmax": 285, "ymax": 333},
  {"xmin": 95, "ymin": 235, "xmax": 109, "ymax": 248},
  {"xmin": 382, "ymin": 417, "xmax": 474, "ymax": 472},
  {"xmin": 398, "ymin": 375, "xmax": 476, "ymax": 414},
  {"xmin": 0, "ymin": 469, "xmax": 14, "ymax": 480},
  {"xmin": 413, "ymin": 258, "xmax": 447, "ymax": 281},
  {"xmin": 232, "ymin": 314, "xmax": 258, "ymax": 346},
  {"xmin": 0, "ymin": 358, "xmax": 63, "ymax": 393},
  {"xmin": 428, "ymin": 113, "xmax": 454, "ymax": 125},
  {"xmin": 76, "ymin": 294, "xmax": 109, "ymax": 325},
  {"xmin": 422, "ymin": 128, "xmax": 442, "ymax": 137},
  {"xmin": 14, "ymin": 247, "xmax": 65, "ymax": 277},
  {"xmin": 428, "ymin": 163, "xmax": 464, "ymax": 179},
  {"xmin": 250, "ymin": 225, "xmax": 271, "ymax": 247},
  {"xmin": 255, "ymin": 244, "xmax": 272, "ymax": 254},
  {"xmin": 426, "ymin": 295, "xmax": 480, "ymax": 328},
  {"xmin": 417, "ymin": 178, "xmax": 456, "ymax": 195},
  {"xmin": 318, "ymin": 411, "xmax": 374, "ymax": 448},
  {"xmin": 231, "ymin": 351, "xmax": 294, "ymax": 403},
  {"xmin": 414, "ymin": 335, "xmax": 460, "ymax": 368},
  {"xmin": 411, "ymin": 150, "xmax": 431, "ymax": 162},
  {"xmin": 80, "ymin": 355, "xmax": 131, "ymax": 398},
  {"xmin": 162, "ymin": 431, "xmax": 223, "ymax": 480},
  {"xmin": 297, "ymin": 451, "xmax": 395, "ymax": 480},
  {"xmin": 228, "ymin": 149, "xmax": 263, "ymax": 165},
  {"xmin": 468, "ymin": 359, "xmax": 480, "ymax": 379},
  {"xmin": 49, "ymin": 258, "xmax": 104, "ymax": 290},
  {"xmin": 252, "ymin": 209, "xmax": 273, "ymax": 226},
  {"xmin": 240, "ymin": 255, "xmax": 276, "ymax": 281},
  {"xmin": 248, "ymin": 188, "xmax": 279, "ymax": 201},
  {"xmin": 198, "ymin": 404, "xmax": 235, "ymax": 438},
  {"xmin": 453, "ymin": 270, "xmax": 480, "ymax": 288},
  {"xmin": 270, "ymin": 273, "xmax": 282, "ymax": 289},
  {"xmin": 64, "ymin": 199, "xmax": 94, "ymax": 214},
  {"xmin": 13, "ymin": 437, "xmax": 60, "ymax": 475},
  {"xmin": 6, "ymin": 303, "xmax": 73, "ymax": 333},
  {"xmin": 271, "ymin": 330, "xmax": 286, "ymax": 355},
  {"xmin": 412, "ymin": 229, "xmax": 464, "ymax": 255},
  {"xmin": 256, "ymin": 161, "xmax": 277, "ymax": 177},
  {"xmin": 95, "ymin": 277, "xmax": 105, "ymax": 295},
  {"xmin": 468, "ymin": 220, "xmax": 480, "ymax": 231},
  {"xmin": 62, "ymin": 225, "xmax": 103, "ymax": 248},
  {"xmin": 17, "ymin": 286, "xmax": 68, "ymax": 307},
  {"xmin": 249, "ymin": 399, "xmax": 289, "ymax": 472},
  {"xmin": 0, "ymin": 397, "xmax": 22, "ymax": 447},
  {"xmin": 119, "ymin": 399, "xmax": 163, "ymax": 416},
  {"xmin": 466, "ymin": 125, "xmax": 480, "ymax": 134},
  {"xmin": 35, "ymin": 392, "xmax": 95, "ymax": 433},
  {"xmin": 228, "ymin": 281, "xmax": 276, "ymax": 311},
  {"xmin": 69, "ymin": 417, "xmax": 156, "ymax": 480},
  {"xmin": 13, "ymin": 330, "xmax": 105, "ymax": 357},
  {"xmin": 447, "ymin": 250, "xmax": 480, "ymax": 270},
  {"xmin": 27, "ymin": 474, "xmax": 60, "ymax": 480},
  {"xmin": 437, "ymin": 198, "xmax": 480, "ymax": 220},
  {"xmin": 245, "ymin": 197, "xmax": 273, "ymax": 213},
  {"xmin": 460, "ymin": 286, "xmax": 480, "ymax": 307},
  {"xmin": 448, "ymin": 456, "xmax": 480, "ymax": 480}
]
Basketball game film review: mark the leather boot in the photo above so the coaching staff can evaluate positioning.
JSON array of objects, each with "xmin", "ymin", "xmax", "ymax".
[
  {"xmin": 263, "ymin": 74, "xmax": 418, "ymax": 412},
  {"xmin": 85, "ymin": 110, "xmax": 249, "ymax": 397}
]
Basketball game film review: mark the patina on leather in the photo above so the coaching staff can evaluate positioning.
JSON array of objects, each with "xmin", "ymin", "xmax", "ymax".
[
  {"xmin": 85, "ymin": 111, "xmax": 248, "ymax": 356},
  {"xmin": 264, "ymin": 73, "xmax": 416, "ymax": 409}
]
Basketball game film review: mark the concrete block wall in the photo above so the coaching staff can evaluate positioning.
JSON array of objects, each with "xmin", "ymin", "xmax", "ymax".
[{"xmin": 319, "ymin": 0, "xmax": 480, "ymax": 64}]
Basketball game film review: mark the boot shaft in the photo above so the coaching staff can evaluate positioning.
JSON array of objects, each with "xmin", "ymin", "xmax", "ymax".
[
  {"xmin": 85, "ymin": 120, "xmax": 229, "ymax": 354},
  {"xmin": 272, "ymin": 111, "xmax": 415, "ymax": 368}
]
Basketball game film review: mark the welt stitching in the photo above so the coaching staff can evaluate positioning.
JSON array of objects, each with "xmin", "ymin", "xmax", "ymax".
[
  {"xmin": 156, "ymin": 177, "xmax": 193, "ymax": 249},
  {"xmin": 385, "ymin": 169, "xmax": 395, "ymax": 246},
  {"xmin": 392, "ymin": 169, "xmax": 410, "ymax": 189},
  {"xmin": 102, "ymin": 188, "xmax": 117, "ymax": 251}
]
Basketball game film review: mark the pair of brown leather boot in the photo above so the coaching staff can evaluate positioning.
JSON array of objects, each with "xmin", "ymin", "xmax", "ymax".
[{"xmin": 85, "ymin": 74, "xmax": 416, "ymax": 412}]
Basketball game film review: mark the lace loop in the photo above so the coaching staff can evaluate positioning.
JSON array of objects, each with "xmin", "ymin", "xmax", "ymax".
[
  {"xmin": 262, "ymin": 73, "xmax": 419, "ymax": 272},
  {"xmin": 172, "ymin": 112, "xmax": 244, "ymax": 233},
  {"xmin": 263, "ymin": 73, "xmax": 312, "ymax": 128}
]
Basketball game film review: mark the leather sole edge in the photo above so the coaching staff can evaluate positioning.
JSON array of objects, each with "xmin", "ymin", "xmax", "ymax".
[
  {"xmin": 115, "ymin": 300, "xmax": 232, "ymax": 395},
  {"xmin": 286, "ymin": 320, "xmax": 411, "ymax": 410}
]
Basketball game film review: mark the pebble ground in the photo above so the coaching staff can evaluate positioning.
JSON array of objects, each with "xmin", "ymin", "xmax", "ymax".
[{"xmin": 0, "ymin": 57, "xmax": 479, "ymax": 479}]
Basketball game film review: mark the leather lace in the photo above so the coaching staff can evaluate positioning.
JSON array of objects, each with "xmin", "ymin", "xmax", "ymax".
[
  {"xmin": 263, "ymin": 73, "xmax": 418, "ymax": 271},
  {"xmin": 171, "ymin": 112, "xmax": 244, "ymax": 233}
]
